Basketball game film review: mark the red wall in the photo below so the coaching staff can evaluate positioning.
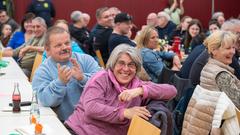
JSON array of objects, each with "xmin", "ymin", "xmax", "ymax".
[{"xmin": 13, "ymin": 0, "xmax": 240, "ymax": 30}]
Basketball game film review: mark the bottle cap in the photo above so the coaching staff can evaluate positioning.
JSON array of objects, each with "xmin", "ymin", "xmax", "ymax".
[
  {"xmin": 31, "ymin": 115, "xmax": 37, "ymax": 124},
  {"xmin": 35, "ymin": 123, "xmax": 43, "ymax": 134}
]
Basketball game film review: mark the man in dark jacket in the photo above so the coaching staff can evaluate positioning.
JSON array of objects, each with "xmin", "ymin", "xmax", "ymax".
[
  {"xmin": 156, "ymin": 11, "xmax": 176, "ymax": 42},
  {"xmin": 86, "ymin": 7, "xmax": 114, "ymax": 64},
  {"xmin": 0, "ymin": 9, "xmax": 19, "ymax": 32},
  {"xmin": 108, "ymin": 12, "xmax": 136, "ymax": 54},
  {"xmin": 27, "ymin": 0, "xmax": 55, "ymax": 27},
  {"xmin": 69, "ymin": 10, "xmax": 90, "ymax": 50}
]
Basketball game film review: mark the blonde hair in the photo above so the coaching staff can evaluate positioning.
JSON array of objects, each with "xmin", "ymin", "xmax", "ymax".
[
  {"xmin": 204, "ymin": 30, "xmax": 237, "ymax": 54},
  {"xmin": 54, "ymin": 19, "xmax": 68, "ymax": 26},
  {"xmin": 136, "ymin": 26, "xmax": 158, "ymax": 49}
]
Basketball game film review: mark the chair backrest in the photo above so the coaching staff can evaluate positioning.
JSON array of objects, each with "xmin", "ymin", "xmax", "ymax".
[
  {"xmin": 127, "ymin": 115, "xmax": 161, "ymax": 135},
  {"xmin": 30, "ymin": 53, "xmax": 43, "ymax": 82},
  {"xmin": 236, "ymin": 108, "xmax": 240, "ymax": 125},
  {"xmin": 172, "ymin": 73, "xmax": 192, "ymax": 101},
  {"xmin": 158, "ymin": 66, "xmax": 178, "ymax": 84},
  {"xmin": 95, "ymin": 49, "xmax": 105, "ymax": 68},
  {"xmin": 167, "ymin": 73, "xmax": 192, "ymax": 111}
]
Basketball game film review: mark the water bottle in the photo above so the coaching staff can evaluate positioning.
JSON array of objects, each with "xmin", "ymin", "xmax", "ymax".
[
  {"xmin": 12, "ymin": 82, "xmax": 21, "ymax": 112},
  {"xmin": 180, "ymin": 44, "xmax": 185, "ymax": 59},
  {"xmin": 30, "ymin": 91, "xmax": 40, "ymax": 124}
]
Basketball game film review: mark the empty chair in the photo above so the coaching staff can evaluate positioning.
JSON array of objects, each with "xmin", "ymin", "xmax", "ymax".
[
  {"xmin": 167, "ymin": 73, "xmax": 192, "ymax": 111},
  {"xmin": 236, "ymin": 108, "xmax": 240, "ymax": 125},
  {"xmin": 172, "ymin": 73, "xmax": 192, "ymax": 101},
  {"xmin": 95, "ymin": 49, "xmax": 105, "ymax": 68},
  {"xmin": 30, "ymin": 53, "xmax": 42, "ymax": 82},
  {"xmin": 158, "ymin": 66, "xmax": 179, "ymax": 84}
]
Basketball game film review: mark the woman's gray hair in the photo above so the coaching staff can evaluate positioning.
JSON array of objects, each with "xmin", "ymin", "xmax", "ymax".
[
  {"xmin": 106, "ymin": 44, "xmax": 142, "ymax": 73},
  {"xmin": 33, "ymin": 17, "xmax": 47, "ymax": 28}
]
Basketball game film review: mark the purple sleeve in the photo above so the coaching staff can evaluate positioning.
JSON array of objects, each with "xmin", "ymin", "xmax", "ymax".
[
  {"xmin": 82, "ymin": 77, "xmax": 128, "ymax": 124},
  {"xmin": 141, "ymin": 81, "xmax": 177, "ymax": 100}
]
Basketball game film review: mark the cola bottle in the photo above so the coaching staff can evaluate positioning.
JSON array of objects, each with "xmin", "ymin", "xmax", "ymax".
[{"xmin": 12, "ymin": 82, "xmax": 21, "ymax": 112}]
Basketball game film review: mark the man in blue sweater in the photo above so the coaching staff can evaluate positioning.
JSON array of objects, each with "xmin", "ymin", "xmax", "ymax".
[{"xmin": 32, "ymin": 26, "xmax": 101, "ymax": 121}]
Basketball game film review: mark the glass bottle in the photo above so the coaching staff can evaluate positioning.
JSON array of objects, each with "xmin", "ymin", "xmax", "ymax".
[
  {"xmin": 30, "ymin": 91, "xmax": 40, "ymax": 124},
  {"xmin": 12, "ymin": 82, "xmax": 21, "ymax": 112},
  {"xmin": 180, "ymin": 44, "xmax": 185, "ymax": 58}
]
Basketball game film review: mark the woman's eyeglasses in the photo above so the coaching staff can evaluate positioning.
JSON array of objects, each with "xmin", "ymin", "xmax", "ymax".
[{"xmin": 116, "ymin": 60, "xmax": 136, "ymax": 69}]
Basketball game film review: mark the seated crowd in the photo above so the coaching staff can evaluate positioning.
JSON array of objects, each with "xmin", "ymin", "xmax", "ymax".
[{"xmin": 1, "ymin": 2, "xmax": 240, "ymax": 135}]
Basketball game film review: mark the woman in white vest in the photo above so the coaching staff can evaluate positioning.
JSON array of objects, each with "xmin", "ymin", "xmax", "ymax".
[
  {"xmin": 200, "ymin": 30, "xmax": 240, "ymax": 109},
  {"xmin": 182, "ymin": 30, "xmax": 240, "ymax": 135}
]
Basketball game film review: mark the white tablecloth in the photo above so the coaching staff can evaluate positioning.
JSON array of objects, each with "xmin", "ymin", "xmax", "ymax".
[
  {"xmin": 0, "ymin": 79, "xmax": 55, "ymax": 117},
  {"xmin": 0, "ymin": 57, "xmax": 28, "ymax": 80},
  {"xmin": 0, "ymin": 57, "xmax": 70, "ymax": 134},
  {"xmin": 0, "ymin": 115, "xmax": 71, "ymax": 135}
]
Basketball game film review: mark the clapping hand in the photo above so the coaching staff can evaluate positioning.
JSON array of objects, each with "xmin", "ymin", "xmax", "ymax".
[
  {"xmin": 180, "ymin": 0, "xmax": 184, "ymax": 4},
  {"xmin": 70, "ymin": 58, "xmax": 83, "ymax": 81},
  {"xmin": 57, "ymin": 63, "xmax": 72, "ymax": 84},
  {"xmin": 173, "ymin": 0, "xmax": 178, "ymax": 6}
]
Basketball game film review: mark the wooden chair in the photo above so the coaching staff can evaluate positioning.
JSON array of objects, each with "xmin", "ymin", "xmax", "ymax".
[
  {"xmin": 30, "ymin": 53, "xmax": 43, "ymax": 82},
  {"xmin": 236, "ymin": 108, "xmax": 240, "ymax": 125},
  {"xmin": 95, "ymin": 50, "xmax": 105, "ymax": 68},
  {"xmin": 127, "ymin": 115, "xmax": 161, "ymax": 135}
]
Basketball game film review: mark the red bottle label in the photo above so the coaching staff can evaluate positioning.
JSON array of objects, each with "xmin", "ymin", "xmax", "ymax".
[{"xmin": 12, "ymin": 94, "xmax": 21, "ymax": 112}]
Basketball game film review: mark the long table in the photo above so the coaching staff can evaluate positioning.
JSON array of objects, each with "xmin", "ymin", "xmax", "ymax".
[
  {"xmin": 0, "ymin": 115, "xmax": 71, "ymax": 135},
  {"xmin": 0, "ymin": 57, "xmax": 28, "ymax": 80},
  {"xmin": 0, "ymin": 79, "xmax": 54, "ymax": 117},
  {"xmin": 0, "ymin": 57, "xmax": 71, "ymax": 135}
]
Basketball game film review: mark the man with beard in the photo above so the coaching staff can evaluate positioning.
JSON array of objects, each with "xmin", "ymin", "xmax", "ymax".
[{"xmin": 32, "ymin": 26, "xmax": 100, "ymax": 121}]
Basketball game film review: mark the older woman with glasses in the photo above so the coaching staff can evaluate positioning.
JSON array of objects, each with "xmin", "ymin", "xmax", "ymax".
[{"xmin": 65, "ymin": 44, "xmax": 177, "ymax": 135}]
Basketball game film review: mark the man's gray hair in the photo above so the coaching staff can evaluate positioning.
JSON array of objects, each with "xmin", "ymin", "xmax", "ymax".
[
  {"xmin": 106, "ymin": 44, "xmax": 142, "ymax": 73},
  {"xmin": 44, "ymin": 26, "xmax": 69, "ymax": 48},
  {"xmin": 33, "ymin": 17, "xmax": 47, "ymax": 28},
  {"xmin": 221, "ymin": 19, "xmax": 240, "ymax": 32},
  {"xmin": 70, "ymin": 10, "xmax": 82, "ymax": 23},
  {"xmin": 212, "ymin": 12, "xmax": 224, "ymax": 20},
  {"xmin": 157, "ymin": 11, "xmax": 170, "ymax": 21}
]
